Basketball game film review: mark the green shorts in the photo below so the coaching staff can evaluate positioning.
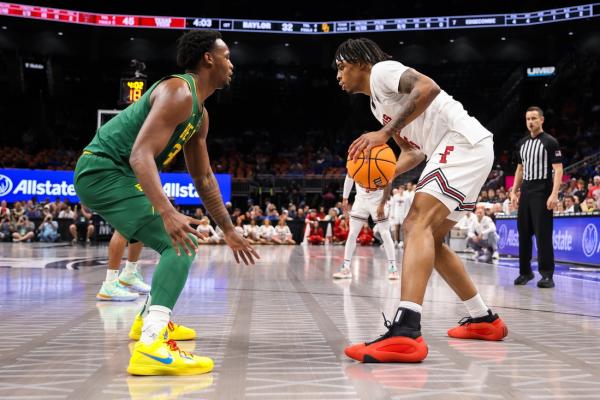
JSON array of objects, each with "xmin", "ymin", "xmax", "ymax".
[{"xmin": 74, "ymin": 153, "xmax": 162, "ymax": 241}]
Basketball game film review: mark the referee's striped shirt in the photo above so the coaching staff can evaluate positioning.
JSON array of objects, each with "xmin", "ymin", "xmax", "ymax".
[{"xmin": 515, "ymin": 132, "xmax": 563, "ymax": 181}]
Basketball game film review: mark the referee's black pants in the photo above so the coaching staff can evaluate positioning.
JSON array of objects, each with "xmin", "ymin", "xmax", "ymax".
[{"xmin": 517, "ymin": 181, "xmax": 555, "ymax": 277}]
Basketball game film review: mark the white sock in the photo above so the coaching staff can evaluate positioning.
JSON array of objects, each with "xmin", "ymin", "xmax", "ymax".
[
  {"xmin": 463, "ymin": 293, "xmax": 489, "ymax": 318},
  {"xmin": 106, "ymin": 269, "xmax": 119, "ymax": 282},
  {"xmin": 343, "ymin": 259, "xmax": 351, "ymax": 269},
  {"xmin": 140, "ymin": 305, "xmax": 171, "ymax": 345},
  {"xmin": 398, "ymin": 301, "xmax": 422, "ymax": 315},
  {"xmin": 123, "ymin": 260, "xmax": 138, "ymax": 275}
]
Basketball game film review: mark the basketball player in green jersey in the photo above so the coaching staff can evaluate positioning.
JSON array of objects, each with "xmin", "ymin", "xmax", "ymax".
[{"xmin": 74, "ymin": 30, "xmax": 259, "ymax": 376}]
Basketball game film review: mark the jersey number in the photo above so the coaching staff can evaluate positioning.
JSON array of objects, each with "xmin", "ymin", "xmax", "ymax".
[{"xmin": 439, "ymin": 146, "xmax": 454, "ymax": 164}]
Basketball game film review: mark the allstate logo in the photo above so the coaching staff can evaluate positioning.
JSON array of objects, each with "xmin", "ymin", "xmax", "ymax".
[
  {"xmin": 0, "ymin": 174, "xmax": 13, "ymax": 197},
  {"xmin": 582, "ymin": 224, "xmax": 598, "ymax": 258},
  {"xmin": 498, "ymin": 224, "xmax": 507, "ymax": 249}
]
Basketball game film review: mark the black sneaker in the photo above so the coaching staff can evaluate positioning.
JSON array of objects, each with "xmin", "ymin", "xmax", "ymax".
[
  {"xmin": 537, "ymin": 276, "xmax": 555, "ymax": 288},
  {"xmin": 514, "ymin": 273, "xmax": 535, "ymax": 285}
]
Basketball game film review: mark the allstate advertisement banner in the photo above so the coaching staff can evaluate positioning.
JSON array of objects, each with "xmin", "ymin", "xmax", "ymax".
[
  {"xmin": 496, "ymin": 216, "xmax": 600, "ymax": 266},
  {"xmin": 0, "ymin": 169, "xmax": 231, "ymax": 206}
]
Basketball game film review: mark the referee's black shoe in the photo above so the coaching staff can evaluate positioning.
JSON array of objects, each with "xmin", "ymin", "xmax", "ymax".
[
  {"xmin": 514, "ymin": 273, "xmax": 535, "ymax": 285},
  {"xmin": 537, "ymin": 276, "xmax": 555, "ymax": 288}
]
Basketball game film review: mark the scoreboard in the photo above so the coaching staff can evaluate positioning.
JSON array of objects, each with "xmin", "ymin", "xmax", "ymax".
[
  {"xmin": 0, "ymin": 2, "xmax": 598, "ymax": 34},
  {"xmin": 120, "ymin": 78, "xmax": 146, "ymax": 105}
]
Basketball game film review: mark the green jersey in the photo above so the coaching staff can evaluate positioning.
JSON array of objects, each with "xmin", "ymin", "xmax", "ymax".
[{"xmin": 84, "ymin": 73, "xmax": 203, "ymax": 172}]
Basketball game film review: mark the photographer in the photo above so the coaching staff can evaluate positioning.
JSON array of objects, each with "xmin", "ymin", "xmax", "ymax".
[
  {"xmin": 69, "ymin": 204, "xmax": 95, "ymax": 244},
  {"xmin": 12, "ymin": 215, "xmax": 35, "ymax": 242},
  {"xmin": 38, "ymin": 214, "xmax": 60, "ymax": 242}
]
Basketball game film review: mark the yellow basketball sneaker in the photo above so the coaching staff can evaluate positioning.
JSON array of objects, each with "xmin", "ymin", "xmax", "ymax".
[
  {"xmin": 129, "ymin": 314, "xmax": 197, "ymax": 341},
  {"xmin": 127, "ymin": 327, "xmax": 213, "ymax": 376}
]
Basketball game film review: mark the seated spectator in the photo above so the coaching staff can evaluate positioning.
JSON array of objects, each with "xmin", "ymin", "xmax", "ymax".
[
  {"xmin": 0, "ymin": 216, "xmax": 14, "ymax": 242},
  {"xmin": 258, "ymin": 218, "xmax": 276, "ymax": 244},
  {"xmin": 332, "ymin": 217, "xmax": 349, "ymax": 244},
  {"xmin": 193, "ymin": 207, "xmax": 205, "ymax": 220},
  {"xmin": 214, "ymin": 225, "xmax": 226, "ymax": 244},
  {"xmin": 244, "ymin": 218, "xmax": 261, "ymax": 244},
  {"xmin": 0, "ymin": 200, "xmax": 10, "ymax": 220},
  {"xmin": 273, "ymin": 218, "xmax": 295, "ymax": 245},
  {"xmin": 196, "ymin": 217, "xmax": 221, "ymax": 244},
  {"xmin": 11, "ymin": 201, "xmax": 25, "ymax": 222},
  {"xmin": 317, "ymin": 206, "xmax": 327, "ymax": 220},
  {"xmin": 49, "ymin": 198, "xmax": 64, "ymax": 217},
  {"xmin": 357, "ymin": 223, "xmax": 374, "ymax": 246},
  {"xmin": 573, "ymin": 179, "xmax": 588, "ymax": 204},
  {"xmin": 487, "ymin": 188, "xmax": 499, "ymax": 203},
  {"xmin": 265, "ymin": 204, "xmax": 280, "ymax": 222},
  {"xmin": 69, "ymin": 204, "xmax": 95, "ymax": 244},
  {"xmin": 12, "ymin": 215, "xmax": 35, "ymax": 242},
  {"xmin": 58, "ymin": 205, "xmax": 75, "ymax": 219},
  {"xmin": 234, "ymin": 215, "xmax": 246, "ymax": 237},
  {"xmin": 38, "ymin": 214, "xmax": 60, "ymax": 242},
  {"xmin": 563, "ymin": 195, "xmax": 581, "ymax": 213},
  {"xmin": 582, "ymin": 197, "xmax": 598, "ymax": 212},
  {"xmin": 588, "ymin": 175, "xmax": 600, "ymax": 200},
  {"xmin": 307, "ymin": 220, "xmax": 325, "ymax": 245},
  {"xmin": 324, "ymin": 208, "xmax": 339, "ymax": 222},
  {"xmin": 24, "ymin": 200, "xmax": 41, "ymax": 219},
  {"xmin": 554, "ymin": 200, "xmax": 565, "ymax": 214},
  {"xmin": 295, "ymin": 208, "xmax": 305, "ymax": 221},
  {"xmin": 467, "ymin": 207, "xmax": 499, "ymax": 261}
]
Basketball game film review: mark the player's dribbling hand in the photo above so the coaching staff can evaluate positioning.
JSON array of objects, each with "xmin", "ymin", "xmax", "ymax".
[
  {"xmin": 348, "ymin": 130, "xmax": 389, "ymax": 162},
  {"xmin": 162, "ymin": 210, "xmax": 204, "ymax": 257},
  {"xmin": 224, "ymin": 230, "xmax": 260, "ymax": 265}
]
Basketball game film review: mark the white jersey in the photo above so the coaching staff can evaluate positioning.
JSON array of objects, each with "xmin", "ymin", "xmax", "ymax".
[
  {"xmin": 244, "ymin": 224, "xmax": 260, "ymax": 240},
  {"xmin": 369, "ymin": 60, "xmax": 492, "ymax": 160},
  {"xmin": 259, "ymin": 225, "xmax": 275, "ymax": 240},
  {"xmin": 196, "ymin": 224, "xmax": 216, "ymax": 237},
  {"xmin": 275, "ymin": 225, "xmax": 292, "ymax": 240}
]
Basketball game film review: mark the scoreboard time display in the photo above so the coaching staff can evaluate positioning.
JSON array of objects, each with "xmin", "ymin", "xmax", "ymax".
[{"xmin": 120, "ymin": 78, "xmax": 146, "ymax": 105}]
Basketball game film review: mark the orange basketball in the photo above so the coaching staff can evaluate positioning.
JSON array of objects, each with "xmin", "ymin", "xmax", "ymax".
[{"xmin": 346, "ymin": 144, "xmax": 397, "ymax": 190}]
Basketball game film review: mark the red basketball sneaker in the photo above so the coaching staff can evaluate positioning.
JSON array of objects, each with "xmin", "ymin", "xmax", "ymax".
[
  {"xmin": 447, "ymin": 310, "xmax": 508, "ymax": 341},
  {"xmin": 344, "ymin": 308, "xmax": 429, "ymax": 363}
]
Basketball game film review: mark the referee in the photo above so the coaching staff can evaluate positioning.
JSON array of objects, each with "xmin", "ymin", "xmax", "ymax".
[{"xmin": 510, "ymin": 106, "xmax": 563, "ymax": 288}]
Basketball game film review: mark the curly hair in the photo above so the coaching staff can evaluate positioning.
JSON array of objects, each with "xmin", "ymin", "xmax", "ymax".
[
  {"xmin": 333, "ymin": 38, "xmax": 392, "ymax": 67},
  {"xmin": 176, "ymin": 30, "xmax": 223, "ymax": 70}
]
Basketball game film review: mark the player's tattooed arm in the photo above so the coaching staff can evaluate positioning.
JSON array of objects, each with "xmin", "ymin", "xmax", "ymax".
[
  {"xmin": 193, "ymin": 173, "xmax": 234, "ymax": 232},
  {"xmin": 382, "ymin": 69, "xmax": 441, "ymax": 138},
  {"xmin": 185, "ymin": 110, "xmax": 235, "ymax": 233}
]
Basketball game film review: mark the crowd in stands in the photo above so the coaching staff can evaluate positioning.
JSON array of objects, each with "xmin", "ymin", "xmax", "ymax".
[
  {"xmin": 0, "ymin": 164, "xmax": 599, "ymax": 248},
  {"xmin": 0, "ymin": 198, "xmax": 94, "ymax": 243}
]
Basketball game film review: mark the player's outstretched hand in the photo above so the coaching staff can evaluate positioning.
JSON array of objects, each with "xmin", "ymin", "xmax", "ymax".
[
  {"xmin": 162, "ymin": 211, "xmax": 204, "ymax": 257},
  {"xmin": 224, "ymin": 230, "xmax": 260, "ymax": 265},
  {"xmin": 348, "ymin": 130, "xmax": 389, "ymax": 161}
]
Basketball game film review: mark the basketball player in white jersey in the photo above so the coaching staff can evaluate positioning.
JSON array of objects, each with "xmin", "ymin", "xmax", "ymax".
[
  {"xmin": 332, "ymin": 175, "xmax": 399, "ymax": 280},
  {"xmin": 335, "ymin": 38, "xmax": 507, "ymax": 363}
]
